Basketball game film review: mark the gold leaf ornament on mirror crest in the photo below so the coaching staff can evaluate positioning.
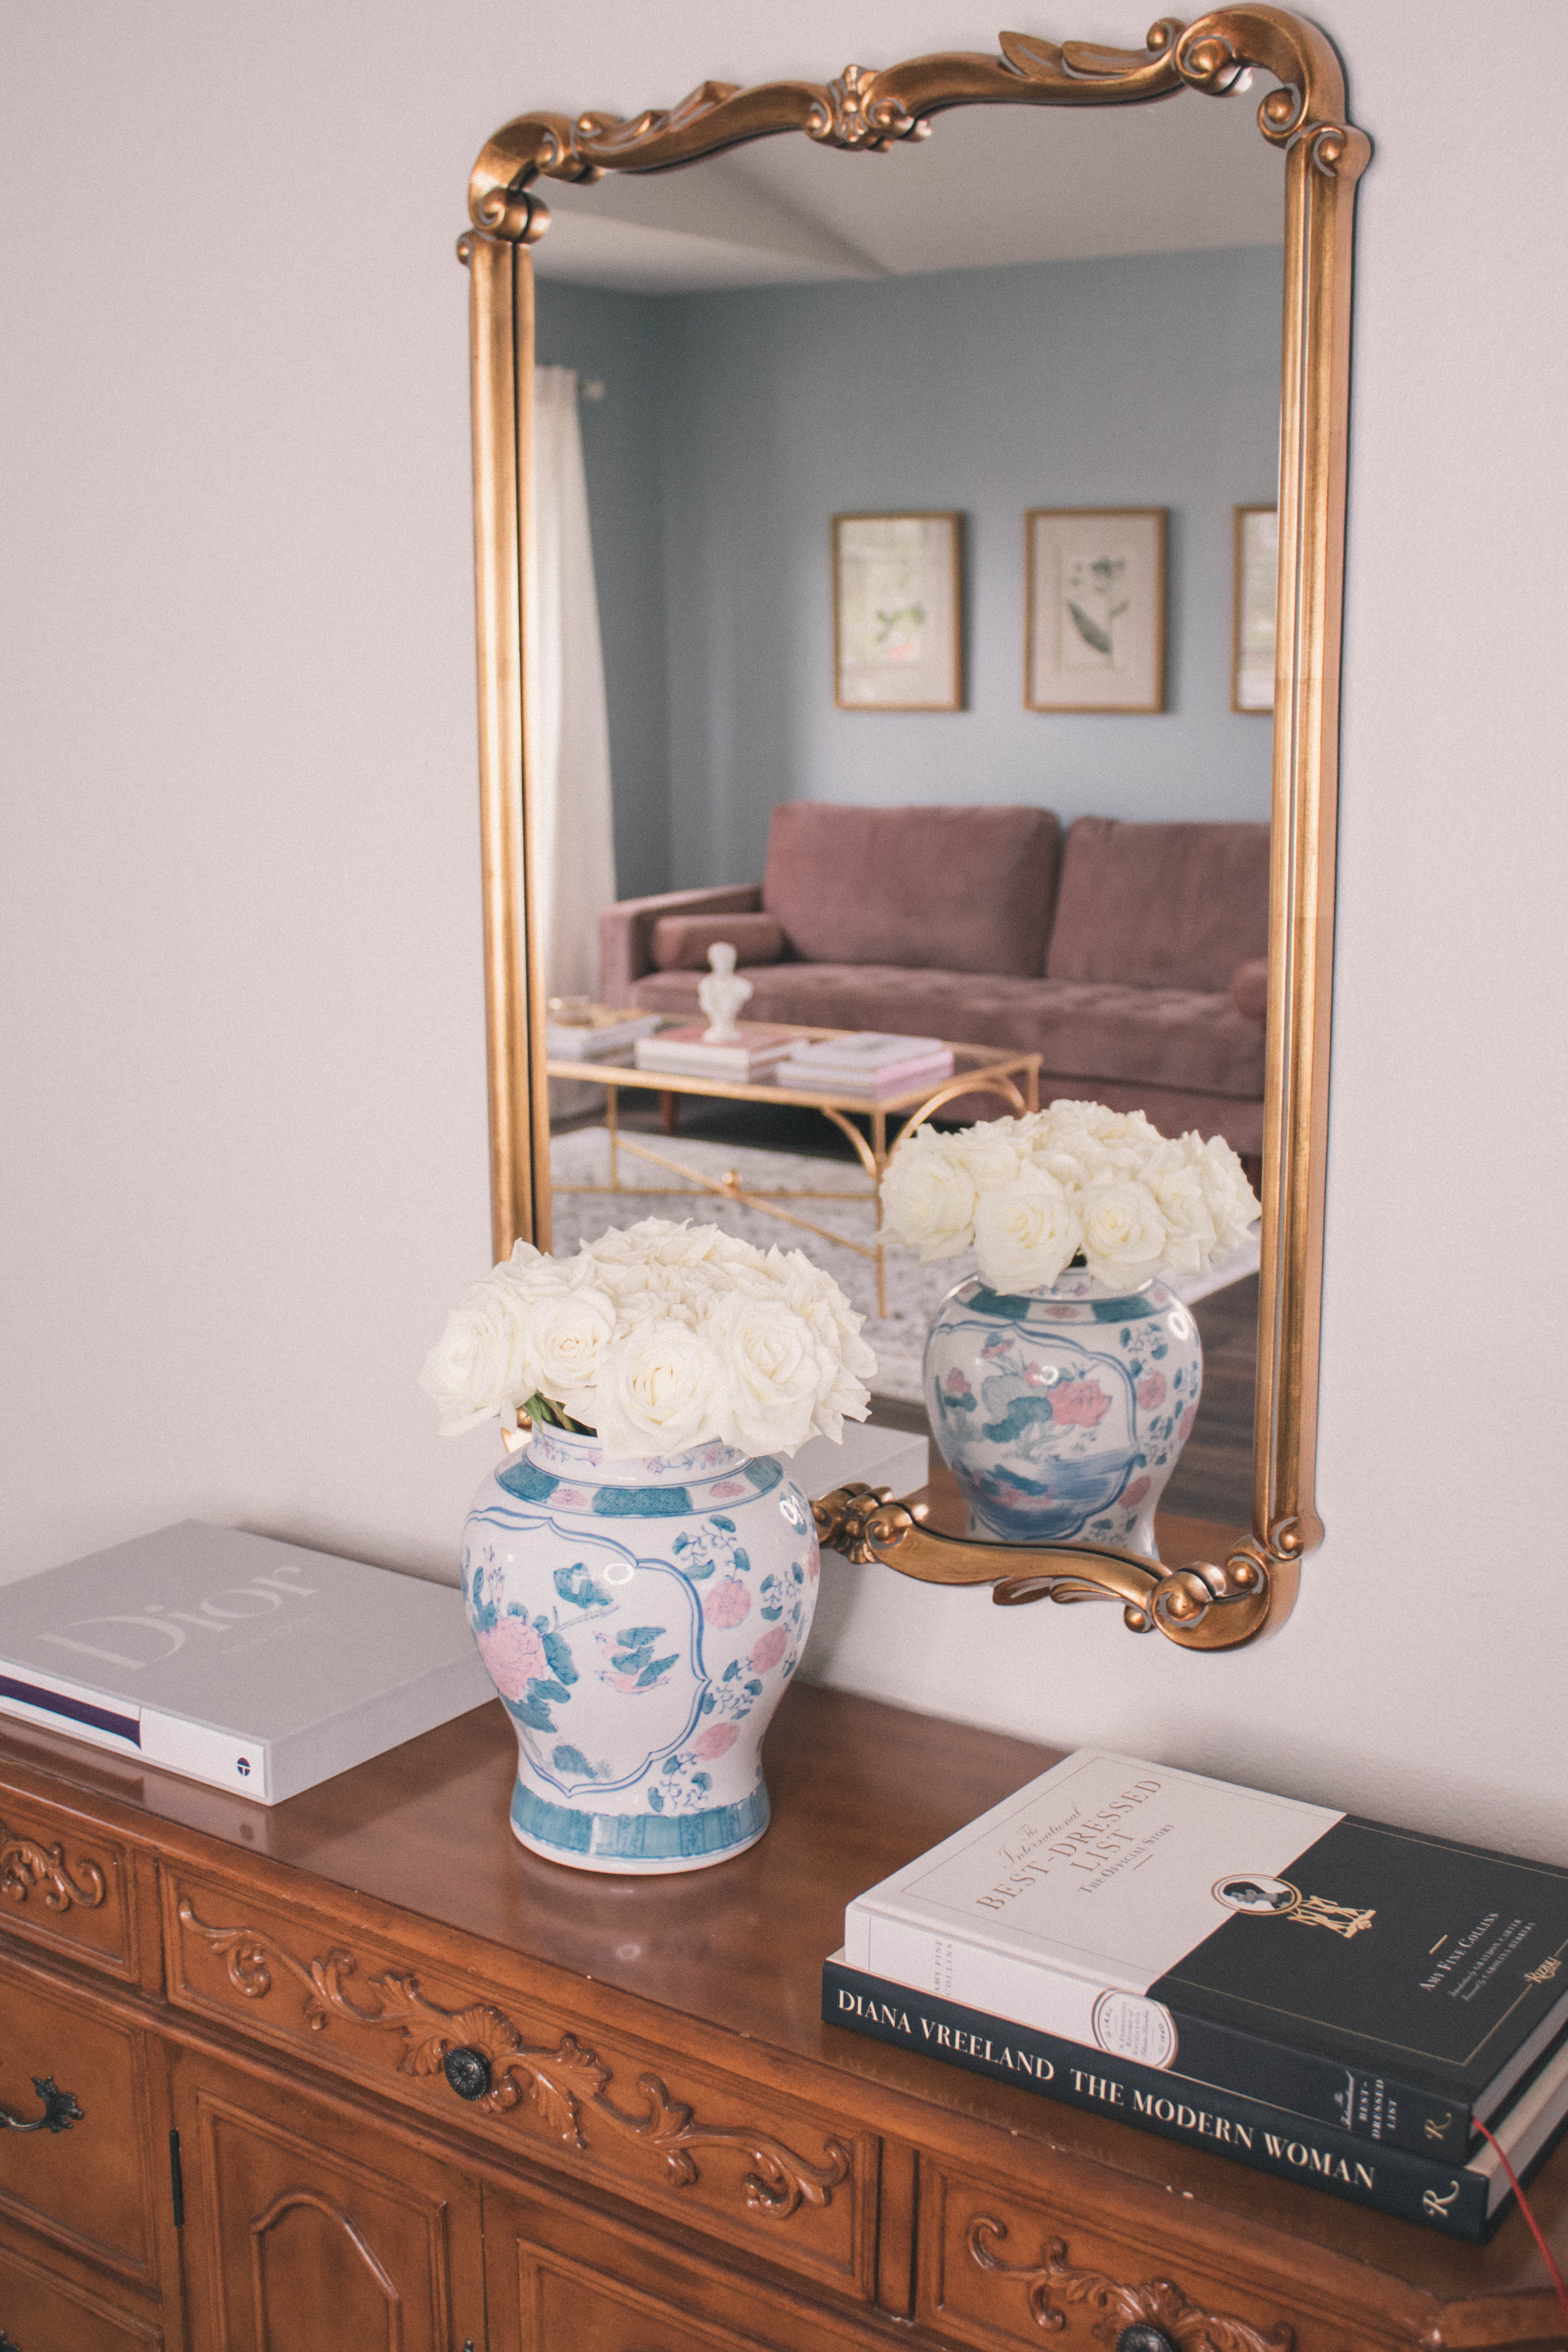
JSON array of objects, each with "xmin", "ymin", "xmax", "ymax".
[
  {"xmin": 459, "ymin": 14, "xmax": 1368, "ymax": 1651},
  {"xmin": 178, "ymin": 1899, "xmax": 849, "ymax": 2217}
]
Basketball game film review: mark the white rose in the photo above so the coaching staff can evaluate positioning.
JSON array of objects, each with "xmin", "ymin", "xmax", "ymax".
[
  {"xmin": 592, "ymin": 1318, "xmax": 722, "ymax": 1457},
  {"xmin": 880, "ymin": 1135, "xmax": 977, "ymax": 1262},
  {"xmin": 1138, "ymin": 1141, "xmax": 1218, "ymax": 1277},
  {"xmin": 528, "ymin": 1283, "xmax": 618, "ymax": 1403},
  {"xmin": 972, "ymin": 1166, "xmax": 1083, "ymax": 1293},
  {"xmin": 494, "ymin": 1236, "xmax": 589, "ymax": 1305},
  {"xmin": 1044, "ymin": 1098, "xmax": 1126, "ymax": 1139},
  {"xmin": 1077, "ymin": 1179, "xmax": 1170, "ymax": 1289},
  {"xmin": 703, "ymin": 1292, "xmax": 821, "ymax": 1455},
  {"xmin": 954, "ymin": 1120, "xmax": 1024, "ymax": 1191},
  {"xmin": 1182, "ymin": 1133, "xmax": 1261, "ymax": 1254},
  {"xmin": 418, "ymin": 1277, "xmax": 529, "ymax": 1436},
  {"xmin": 775, "ymin": 1256, "xmax": 876, "ymax": 1438},
  {"xmin": 1031, "ymin": 1137, "xmax": 1113, "ymax": 1192}
]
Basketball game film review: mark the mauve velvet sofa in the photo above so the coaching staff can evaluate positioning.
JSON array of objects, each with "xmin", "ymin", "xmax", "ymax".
[{"xmin": 598, "ymin": 802, "xmax": 1270, "ymax": 1154}]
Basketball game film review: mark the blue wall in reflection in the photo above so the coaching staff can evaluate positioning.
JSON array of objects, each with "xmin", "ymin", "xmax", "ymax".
[{"xmin": 537, "ymin": 244, "xmax": 1283, "ymax": 901}]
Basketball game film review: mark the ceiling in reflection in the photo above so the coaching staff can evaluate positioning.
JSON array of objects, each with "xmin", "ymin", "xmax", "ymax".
[{"xmin": 532, "ymin": 90, "xmax": 1286, "ymax": 293}]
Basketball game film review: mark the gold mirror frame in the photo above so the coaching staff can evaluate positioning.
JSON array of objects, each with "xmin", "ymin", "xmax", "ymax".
[{"xmin": 459, "ymin": 10, "xmax": 1369, "ymax": 1653}]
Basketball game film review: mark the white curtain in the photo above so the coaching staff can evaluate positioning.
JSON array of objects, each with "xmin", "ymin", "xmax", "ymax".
[{"xmin": 527, "ymin": 367, "xmax": 616, "ymax": 1006}]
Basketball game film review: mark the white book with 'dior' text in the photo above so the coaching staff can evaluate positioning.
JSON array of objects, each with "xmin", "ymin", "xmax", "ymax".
[{"xmin": 0, "ymin": 1521, "xmax": 494, "ymax": 1804}]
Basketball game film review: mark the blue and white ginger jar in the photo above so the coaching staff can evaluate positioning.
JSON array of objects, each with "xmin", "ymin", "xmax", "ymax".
[
  {"xmin": 463, "ymin": 1425, "xmax": 819, "ymax": 1873},
  {"xmin": 924, "ymin": 1268, "xmax": 1202, "ymax": 1554}
]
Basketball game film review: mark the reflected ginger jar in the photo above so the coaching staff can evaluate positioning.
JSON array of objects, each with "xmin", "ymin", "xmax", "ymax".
[{"xmin": 923, "ymin": 1268, "xmax": 1202, "ymax": 1554}]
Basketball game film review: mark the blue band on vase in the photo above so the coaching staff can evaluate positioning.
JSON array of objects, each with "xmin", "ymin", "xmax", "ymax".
[{"xmin": 512, "ymin": 1779, "xmax": 770, "ymax": 1863}]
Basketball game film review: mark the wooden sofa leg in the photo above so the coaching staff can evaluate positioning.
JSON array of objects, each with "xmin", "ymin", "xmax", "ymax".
[{"xmin": 661, "ymin": 1092, "xmax": 679, "ymax": 1137}]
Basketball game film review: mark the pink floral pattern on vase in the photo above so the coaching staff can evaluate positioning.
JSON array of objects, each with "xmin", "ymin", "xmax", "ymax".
[
  {"xmin": 477, "ymin": 1615, "xmax": 548, "ymax": 1702},
  {"xmin": 749, "ymin": 1625, "xmax": 789, "ymax": 1674},
  {"xmin": 922, "ymin": 1267, "xmax": 1203, "ymax": 1555},
  {"xmin": 1049, "ymin": 1379, "xmax": 1111, "ymax": 1428},
  {"xmin": 704, "ymin": 1575, "xmax": 751, "ymax": 1629}
]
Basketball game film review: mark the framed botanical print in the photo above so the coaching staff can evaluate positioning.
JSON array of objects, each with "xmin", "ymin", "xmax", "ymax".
[
  {"xmin": 832, "ymin": 512, "xmax": 963, "ymax": 711},
  {"xmin": 1233, "ymin": 504, "xmax": 1279, "ymax": 713},
  {"xmin": 1024, "ymin": 507, "xmax": 1167, "ymax": 713}
]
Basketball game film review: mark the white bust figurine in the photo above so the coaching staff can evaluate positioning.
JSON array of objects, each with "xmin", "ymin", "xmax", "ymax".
[{"xmin": 697, "ymin": 941, "xmax": 753, "ymax": 1043}]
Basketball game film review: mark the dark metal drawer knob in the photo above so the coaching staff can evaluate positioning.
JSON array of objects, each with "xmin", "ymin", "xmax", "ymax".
[
  {"xmin": 0, "ymin": 2075, "xmax": 82, "ymax": 2134},
  {"xmin": 442, "ymin": 2046, "xmax": 492, "ymax": 2101},
  {"xmin": 1117, "ymin": 2328, "xmax": 1178, "ymax": 2352}
]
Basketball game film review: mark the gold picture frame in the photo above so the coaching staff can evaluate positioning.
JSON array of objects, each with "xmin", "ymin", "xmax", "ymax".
[
  {"xmin": 1233, "ymin": 502, "xmax": 1279, "ymax": 714},
  {"xmin": 460, "ymin": 10, "xmax": 1370, "ymax": 1651},
  {"xmin": 1024, "ymin": 506, "xmax": 1167, "ymax": 714},
  {"xmin": 832, "ymin": 512, "xmax": 963, "ymax": 712}
]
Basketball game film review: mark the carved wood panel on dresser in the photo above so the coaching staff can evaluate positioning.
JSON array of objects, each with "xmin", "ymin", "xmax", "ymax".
[{"xmin": 1, "ymin": 1688, "xmax": 1565, "ymax": 2352}]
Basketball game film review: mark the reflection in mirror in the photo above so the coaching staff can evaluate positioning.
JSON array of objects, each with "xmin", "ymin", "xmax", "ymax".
[{"xmin": 524, "ymin": 93, "xmax": 1285, "ymax": 1575}]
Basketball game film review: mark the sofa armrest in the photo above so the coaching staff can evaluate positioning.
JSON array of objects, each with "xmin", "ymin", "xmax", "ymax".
[
  {"xmin": 599, "ymin": 882, "xmax": 763, "ymax": 1003},
  {"xmin": 1231, "ymin": 957, "xmax": 1269, "ymax": 1020}
]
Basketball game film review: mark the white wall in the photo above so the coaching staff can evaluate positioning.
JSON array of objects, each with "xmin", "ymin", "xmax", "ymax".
[{"xmin": 4, "ymin": 3, "xmax": 1565, "ymax": 1857}]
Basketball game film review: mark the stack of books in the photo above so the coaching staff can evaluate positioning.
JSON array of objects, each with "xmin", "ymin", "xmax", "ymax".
[
  {"xmin": 545, "ymin": 1007, "xmax": 665, "ymax": 1061},
  {"xmin": 633, "ymin": 1022, "xmax": 804, "ymax": 1080},
  {"xmin": 824, "ymin": 1749, "xmax": 1568, "ymax": 2241},
  {"xmin": 772, "ymin": 1031, "xmax": 955, "ymax": 1098}
]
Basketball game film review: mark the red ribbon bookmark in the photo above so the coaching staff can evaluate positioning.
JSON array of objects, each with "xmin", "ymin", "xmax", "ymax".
[{"xmin": 1471, "ymin": 2117, "xmax": 1568, "ymax": 2321}]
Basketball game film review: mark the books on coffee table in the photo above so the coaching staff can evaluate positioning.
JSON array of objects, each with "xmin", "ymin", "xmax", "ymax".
[
  {"xmin": 546, "ymin": 1008, "xmax": 664, "ymax": 1060},
  {"xmin": 825, "ymin": 1748, "xmax": 1568, "ymax": 2234},
  {"xmin": 633, "ymin": 1022, "xmax": 804, "ymax": 1080},
  {"xmin": 0, "ymin": 1522, "xmax": 493, "ymax": 1803},
  {"xmin": 772, "ymin": 1032, "xmax": 954, "ymax": 1097}
]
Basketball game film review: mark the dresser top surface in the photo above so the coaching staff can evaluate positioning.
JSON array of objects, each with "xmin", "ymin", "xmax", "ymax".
[{"xmin": 3, "ymin": 1676, "xmax": 1565, "ymax": 2322}]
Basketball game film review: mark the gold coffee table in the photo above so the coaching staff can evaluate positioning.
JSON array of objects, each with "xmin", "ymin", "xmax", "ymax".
[{"xmin": 546, "ymin": 1022, "xmax": 1041, "ymax": 1316}]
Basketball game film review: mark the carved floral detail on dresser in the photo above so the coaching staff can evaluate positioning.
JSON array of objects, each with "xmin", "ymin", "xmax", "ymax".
[
  {"xmin": 178, "ymin": 1897, "xmax": 850, "ymax": 2218},
  {"xmin": 0, "ymin": 1817, "xmax": 107, "ymax": 1912},
  {"xmin": 968, "ymin": 2218, "xmax": 1295, "ymax": 2352}
]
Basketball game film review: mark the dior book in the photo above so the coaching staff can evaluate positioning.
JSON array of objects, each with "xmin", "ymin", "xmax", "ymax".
[
  {"xmin": 841, "ymin": 1749, "xmax": 1568, "ymax": 2158},
  {"xmin": 0, "ymin": 1521, "xmax": 494, "ymax": 1803}
]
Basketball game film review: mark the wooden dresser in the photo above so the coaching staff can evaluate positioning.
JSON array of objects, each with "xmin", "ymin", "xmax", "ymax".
[{"xmin": 1, "ymin": 1681, "xmax": 1564, "ymax": 2352}]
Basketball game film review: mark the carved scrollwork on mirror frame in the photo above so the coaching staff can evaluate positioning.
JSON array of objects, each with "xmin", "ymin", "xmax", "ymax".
[
  {"xmin": 177, "ymin": 1899, "xmax": 849, "ymax": 2218},
  {"xmin": 459, "ymin": 14, "xmax": 1369, "ymax": 1653}
]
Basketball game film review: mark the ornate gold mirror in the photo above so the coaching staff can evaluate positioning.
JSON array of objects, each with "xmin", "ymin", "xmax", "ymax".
[{"xmin": 459, "ymin": 11, "xmax": 1367, "ymax": 1653}]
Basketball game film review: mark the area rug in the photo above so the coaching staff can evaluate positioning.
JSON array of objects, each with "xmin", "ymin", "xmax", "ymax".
[{"xmin": 549, "ymin": 1126, "xmax": 1258, "ymax": 1407}]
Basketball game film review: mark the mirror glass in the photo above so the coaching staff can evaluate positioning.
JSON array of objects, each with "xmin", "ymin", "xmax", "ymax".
[{"xmin": 525, "ymin": 89, "xmax": 1285, "ymax": 1561}]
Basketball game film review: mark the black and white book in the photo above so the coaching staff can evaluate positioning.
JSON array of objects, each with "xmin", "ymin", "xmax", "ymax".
[
  {"xmin": 843, "ymin": 1749, "xmax": 1568, "ymax": 2159},
  {"xmin": 823, "ymin": 1955, "xmax": 1568, "ymax": 2242},
  {"xmin": 0, "ymin": 1522, "xmax": 493, "ymax": 1803}
]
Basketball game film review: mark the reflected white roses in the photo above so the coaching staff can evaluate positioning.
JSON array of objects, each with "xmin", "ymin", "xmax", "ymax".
[
  {"xmin": 421, "ymin": 1217, "xmax": 876, "ymax": 1457},
  {"xmin": 880, "ymin": 1100, "xmax": 1259, "ymax": 1294}
]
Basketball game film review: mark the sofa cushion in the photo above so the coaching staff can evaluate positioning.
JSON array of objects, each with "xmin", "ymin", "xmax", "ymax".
[
  {"xmin": 627, "ymin": 965, "xmax": 1265, "ymax": 1101},
  {"xmin": 761, "ymin": 801, "xmax": 1061, "ymax": 977},
  {"xmin": 1047, "ymin": 816, "xmax": 1270, "ymax": 992},
  {"xmin": 652, "ymin": 913, "xmax": 785, "ymax": 971}
]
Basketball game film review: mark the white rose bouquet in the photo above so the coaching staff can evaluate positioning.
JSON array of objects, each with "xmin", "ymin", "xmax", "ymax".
[
  {"xmin": 420, "ymin": 1217, "xmax": 877, "ymax": 1459},
  {"xmin": 880, "ymin": 1100, "xmax": 1260, "ymax": 1295}
]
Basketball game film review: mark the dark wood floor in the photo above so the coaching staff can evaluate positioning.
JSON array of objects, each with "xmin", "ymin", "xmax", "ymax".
[{"xmin": 554, "ymin": 1092, "xmax": 1258, "ymax": 1535}]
